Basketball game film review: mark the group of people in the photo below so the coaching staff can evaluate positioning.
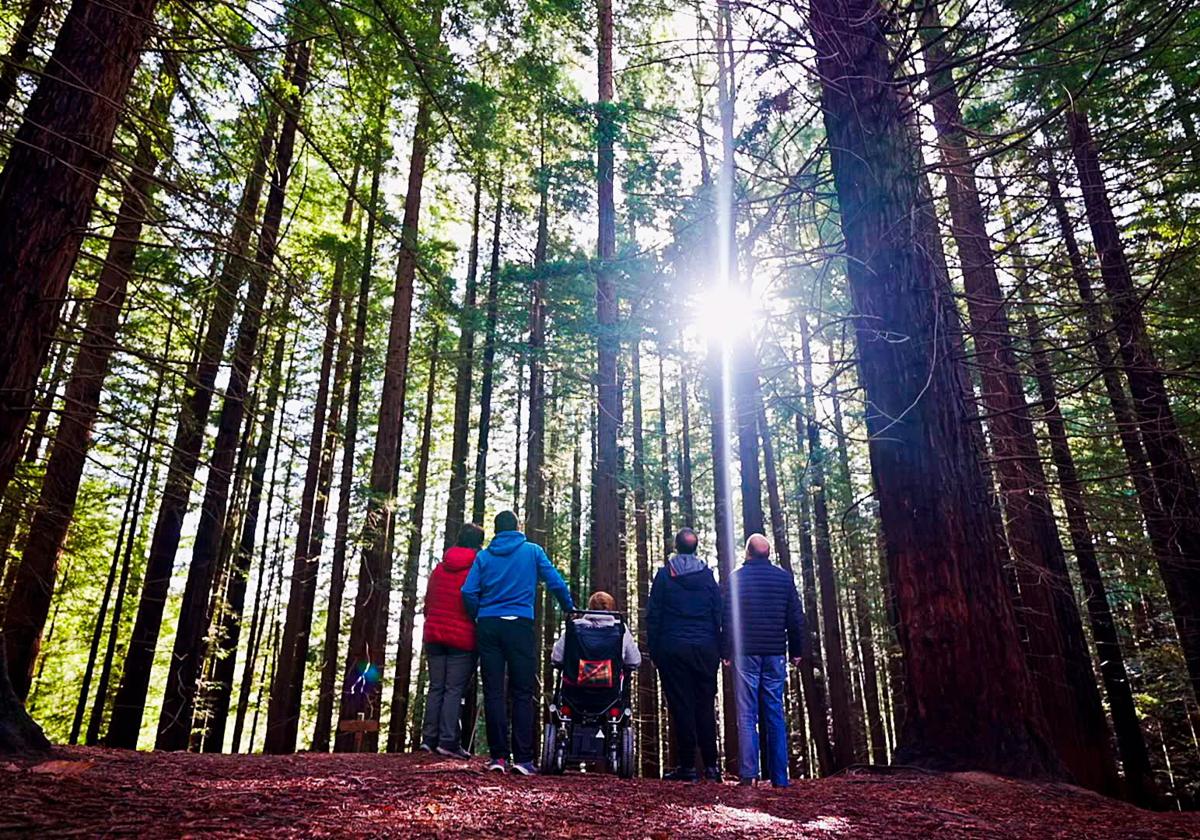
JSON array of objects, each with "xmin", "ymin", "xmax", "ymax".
[{"xmin": 417, "ymin": 509, "xmax": 806, "ymax": 787}]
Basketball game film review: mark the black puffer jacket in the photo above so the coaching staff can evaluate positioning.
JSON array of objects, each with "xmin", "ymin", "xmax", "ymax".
[
  {"xmin": 721, "ymin": 557, "xmax": 804, "ymax": 659},
  {"xmin": 646, "ymin": 554, "xmax": 722, "ymax": 659}
]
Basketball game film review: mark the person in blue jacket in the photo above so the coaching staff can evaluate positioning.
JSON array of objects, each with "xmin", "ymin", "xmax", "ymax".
[{"xmin": 461, "ymin": 509, "xmax": 573, "ymax": 775}]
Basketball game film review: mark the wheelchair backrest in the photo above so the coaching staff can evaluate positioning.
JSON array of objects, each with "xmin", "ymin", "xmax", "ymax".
[{"xmin": 562, "ymin": 611, "xmax": 626, "ymax": 690}]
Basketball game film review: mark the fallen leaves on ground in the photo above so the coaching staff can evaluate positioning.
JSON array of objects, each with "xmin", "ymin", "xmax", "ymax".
[{"xmin": 0, "ymin": 748, "xmax": 1196, "ymax": 838}]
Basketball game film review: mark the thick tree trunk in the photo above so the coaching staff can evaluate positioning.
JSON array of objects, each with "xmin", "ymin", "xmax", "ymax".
[
  {"xmin": 4, "ymin": 54, "xmax": 180, "ymax": 701},
  {"xmin": 471, "ymin": 184, "xmax": 503, "ymax": 527},
  {"xmin": 106, "ymin": 97, "xmax": 281, "ymax": 750},
  {"xmin": 0, "ymin": 0, "xmax": 158, "ymax": 502},
  {"xmin": 0, "ymin": 0, "xmax": 49, "ymax": 116},
  {"xmin": 158, "ymin": 38, "xmax": 309, "ymax": 751},
  {"xmin": 808, "ymin": 0, "xmax": 1059, "ymax": 776},
  {"xmin": 312, "ymin": 108, "xmax": 385, "ymax": 752},
  {"xmin": 1067, "ymin": 106, "xmax": 1200, "ymax": 710},
  {"xmin": 631, "ymin": 339, "xmax": 660, "ymax": 777},
  {"xmin": 335, "ymin": 65, "xmax": 438, "ymax": 751},
  {"xmin": 919, "ymin": 5, "xmax": 1116, "ymax": 791},
  {"xmin": 592, "ymin": 0, "xmax": 621, "ymax": 601},
  {"xmin": 387, "ymin": 330, "xmax": 441, "ymax": 753},
  {"xmin": 800, "ymin": 317, "xmax": 857, "ymax": 770},
  {"xmin": 443, "ymin": 171, "xmax": 483, "ymax": 545}
]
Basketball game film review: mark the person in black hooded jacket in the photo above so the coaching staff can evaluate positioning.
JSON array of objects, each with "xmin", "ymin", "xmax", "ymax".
[{"xmin": 646, "ymin": 527, "xmax": 722, "ymax": 781}]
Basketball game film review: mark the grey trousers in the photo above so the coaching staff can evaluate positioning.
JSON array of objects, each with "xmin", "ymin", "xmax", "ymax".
[{"xmin": 421, "ymin": 643, "xmax": 475, "ymax": 749}]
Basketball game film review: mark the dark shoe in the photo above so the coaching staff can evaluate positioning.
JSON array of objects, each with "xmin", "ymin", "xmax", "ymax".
[
  {"xmin": 664, "ymin": 767, "xmax": 699, "ymax": 782},
  {"xmin": 437, "ymin": 745, "xmax": 472, "ymax": 759},
  {"xmin": 738, "ymin": 777, "xmax": 757, "ymax": 787},
  {"xmin": 512, "ymin": 761, "xmax": 538, "ymax": 776},
  {"xmin": 703, "ymin": 766, "xmax": 723, "ymax": 783},
  {"xmin": 418, "ymin": 742, "xmax": 434, "ymax": 753},
  {"xmin": 771, "ymin": 781, "xmax": 789, "ymax": 789},
  {"xmin": 486, "ymin": 758, "xmax": 507, "ymax": 773}
]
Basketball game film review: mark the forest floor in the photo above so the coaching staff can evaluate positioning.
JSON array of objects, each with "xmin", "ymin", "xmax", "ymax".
[{"xmin": 1, "ymin": 748, "xmax": 1198, "ymax": 839}]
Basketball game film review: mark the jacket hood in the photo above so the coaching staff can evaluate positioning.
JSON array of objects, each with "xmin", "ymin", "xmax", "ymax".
[
  {"xmin": 667, "ymin": 553, "xmax": 708, "ymax": 578},
  {"xmin": 486, "ymin": 530, "xmax": 528, "ymax": 556},
  {"xmin": 577, "ymin": 614, "xmax": 619, "ymax": 628},
  {"xmin": 441, "ymin": 546, "xmax": 477, "ymax": 572}
]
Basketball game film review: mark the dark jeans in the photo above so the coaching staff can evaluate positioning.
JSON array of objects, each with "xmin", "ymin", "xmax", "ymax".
[
  {"xmin": 421, "ymin": 643, "xmax": 475, "ymax": 749},
  {"xmin": 477, "ymin": 617, "xmax": 536, "ymax": 763},
  {"xmin": 656, "ymin": 642, "xmax": 719, "ymax": 770},
  {"xmin": 734, "ymin": 654, "xmax": 789, "ymax": 786}
]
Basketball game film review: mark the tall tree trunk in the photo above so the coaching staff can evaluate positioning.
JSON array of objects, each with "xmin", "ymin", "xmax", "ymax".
[
  {"xmin": 570, "ymin": 441, "xmax": 583, "ymax": 603},
  {"xmin": 808, "ymin": 0, "xmax": 1059, "ymax": 776},
  {"xmin": 158, "ymin": 38, "xmax": 309, "ymax": 751},
  {"xmin": 1017, "ymin": 274, "xmax": 1158, "ymax": 805},
  {"xmin": 657, "ymin": 349, "xmax": 674, "ymax": 559},
  {"xmin": 106, "ymin": 96, "xmax": 281, "ymax": 750},
  {"xmin": 335, "ymin": 44, "xmax": 439, "ymax": 748},
  {"xmin": 312, "ymin": 107, "xmax": 385, "ymax": 752},
  {"xmin": 1067, "ymin": 106, "xmax": 1200, "ymax": 710},
  {"xmin": 592, "ymin": 0, "xmax": 621, "ymax": 601},
  {"xmin": 0, "ymin": 0, "xmax": 159, "ymax": 504},
  {"xmin": 387, "ymin": 330, "xmax": 441, "ymax": 753},
  {"xmin": 525, "ymin": 131, "xmax": 549, "ymax": 547},
  {"xmin": 4, "ymin": 52, "xmax": 181, "ymax": 701},
  {"xmin": 800, "ymin": 317, "xmax": 857, "ymax": 770},
  {"xmin": 200, "ymin": 310, "xmax": 289, "ymax": 753},
  {"xmin": 918, "ymin": 5, "xmax": 1116, "ymax": 792},
  {"xmin": 631, "ymin": 339, "xmax": 660, "ymax": 777},
  {"xmin": 471, "ymin": 184, "xmax": 503, "ymax": 527},
  {"xmin": 0, "ymin": 0, "xmax": 49, "ymax": 116},
  {"xmin": 443, "ymin": 171, "xmax": 483, "ymax": 545},
  {"xmin": 678, "ymin": 374, "xmax": 696, "ymax": 528}
]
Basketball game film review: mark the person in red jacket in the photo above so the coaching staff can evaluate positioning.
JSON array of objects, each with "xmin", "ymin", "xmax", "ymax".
[{"xmin": 419, "ymin": 523, "xmax": 484, "ymax": 757}]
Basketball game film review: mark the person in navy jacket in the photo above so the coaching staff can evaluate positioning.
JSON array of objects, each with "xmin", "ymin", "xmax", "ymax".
[
  {"xmin": 461, "ymin": 510, "xmax": 573, "ymax": 775},
  {"xmin": 419, "ymin": 523, "xmax": 483, "ymax": 757}
]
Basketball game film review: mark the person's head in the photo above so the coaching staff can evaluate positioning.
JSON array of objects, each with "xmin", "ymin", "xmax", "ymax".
[
  {"xmin": 587, "ymin": 591, "xmax": 616, "ymax": 611},
  {"xmin": 494, "ymin": 510, "xmax": 519, "ymax": 533},
  {"xmin": 745, "ymin": 533, "xmax": 771, "ymax": 562},
  {"xmin": 456, "ymin": 522, "xmax": 485, "ymax": 550},
  {"xmin": 674, "ymin": 527, "xmax": 699, "ymax": 556}
]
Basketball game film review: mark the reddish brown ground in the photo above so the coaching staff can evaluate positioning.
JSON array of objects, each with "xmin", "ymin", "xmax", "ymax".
[{"xmin": 1, "ymin": 748, "xmax": 1198, "ymax": 838}]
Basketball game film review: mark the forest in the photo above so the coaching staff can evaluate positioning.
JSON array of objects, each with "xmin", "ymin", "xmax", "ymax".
[{"xmin": 2, "ymin": 0, "xmax": 1200, "ymax": 835}]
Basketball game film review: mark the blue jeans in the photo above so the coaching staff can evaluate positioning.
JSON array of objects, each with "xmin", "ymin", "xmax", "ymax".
[{"xmin": 734, "ymin": 654, "xmax": 789, "ymax": 786}]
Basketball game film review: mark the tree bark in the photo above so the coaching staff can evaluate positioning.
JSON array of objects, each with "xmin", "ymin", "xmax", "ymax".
[
  {"xmin": 631, "ymin": 338, "xmax": 660, "ymax": 777},
  {"xmin": 471, "ymin": 184, "xmax": 503, "ymax": 527},
  {"xmin": 1067, "ymin": 106, "xmax": 1200, "ymax": 711},
  {"xmin": 158, "ymin": 38, "xmax": 309, "ymax": 751},
  {"xmin": 335, "ymin": 56, "xmax": 438, "ymax": 750},
  {"xmin": 677, "ymin": 374, "xmax": 696, "ymax": 528},
  {"xmin": 808, "ymin": 0, "xmax": 1059, "ymax": 777},
  {"xmin": 106, "ymin": 95, "xmax": 281, "ymax": 750},
  {"xmin": 387, "ymin": 329, "xmax": 441, "ymax": 753},
  {"xmin": 0, "ymin": 0, "xmax": 158, "ymax": 503}
]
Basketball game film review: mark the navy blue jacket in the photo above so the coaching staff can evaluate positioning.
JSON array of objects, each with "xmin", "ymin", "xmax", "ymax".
[
  {"xmin": 721, "ymin": 557, "xmax": 804, "ymax": 659},
  {"xmin": 646, "ymin": 554, "xmax": 722, "ymax": 660}
]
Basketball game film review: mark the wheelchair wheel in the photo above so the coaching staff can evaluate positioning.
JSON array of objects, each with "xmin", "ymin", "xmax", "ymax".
[
  {"xmin": 617, "ymin": 725, "xmax": 635, "ymax": 779},
  {"xmin": 541, "ymin": 723, "xmax": 565, "ymax": 775}
]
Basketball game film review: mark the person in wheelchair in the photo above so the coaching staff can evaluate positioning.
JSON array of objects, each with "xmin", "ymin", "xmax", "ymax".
[{"xmin": 542, "ymin": 592, "xmax": 641, "ymax": 777}]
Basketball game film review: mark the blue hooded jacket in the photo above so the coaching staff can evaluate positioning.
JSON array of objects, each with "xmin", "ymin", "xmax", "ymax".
[{"xmin": 461, "ymin": 530, "xmax": 574, "ymax": 620}]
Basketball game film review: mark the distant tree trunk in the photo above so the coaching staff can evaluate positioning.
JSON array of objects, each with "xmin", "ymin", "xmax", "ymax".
[
  {"xmin": 0, "ymin": 0, "xmax": 158, "ymax": 505},
  {"xmin": 444, "ymin": 171, "xmax": 483, "ymax": 544},
  {"xmin": 1017, "ymin": 277, "xmax": 1159, "ymax": 805},
  {"xmin": 809, "ymin": 0, "xmax": 1059, "ymax": 777},
  {"xmin": 657, "ymin": 350, "xmax": 674, "ymax": 559},
  {"xmin": 677, "ymin": 375, "xmax": 696, "ymax": 528},
  {"xmin": 525, "ymin": 153, "xmax": 549, "ymax": 548},
  {"xmin": 794, "ymin": 406, "xmax": 835, "ymax": 777},
  {"xmin": 570, "ymin": 442, "xmax": 583, "ymax": 602},
  {"xmin": 919, "ymin": 4, "xmax": 1116, "ymax": 790},
  {"xmin": 1067, "ymin": 106, "xmax": 1200, "ymax": 710},
  {"xmin": 0, "ymin": 0, "xmax": 48, "ymax": 116},
  {"xmin": 107, "ymin": 97, "xmax": 281, "ymax": 750},
  {"xmin": 335, "ymin": 43, "xmax": 439, "ymax": 749},
  {"xmin": 387, "ymin": 330, "xmax": 441, "ymax": 753},
  {"xmin": 4, "ymin": 52, "xmax": 181, "ymax": 701},
  {"xmin": 828, "ymin": 352, "xmax": 887, "ymax": 765},
  {"xmin": 799, "ymin": 317, "xmax": 857, "ymax": 770},
  {"xmin": 471, "ymin": 184, "xmax": 503, "ymax": 527},
  {"xmin": 158, "ymin": 39, "xmax": 309, "ymax": 751},
  {"xmin": 631, "ymin": 339, "xmax": 660, "ymax": 777},
  {"xmin": 312, "ymin": 105, "xmax": 386, "ymax": 752},
  {"xmin": 592, "ymin": 0, "xmax": 621, "ymax": 601}
]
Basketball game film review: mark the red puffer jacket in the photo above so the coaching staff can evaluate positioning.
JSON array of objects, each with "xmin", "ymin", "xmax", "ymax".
[{"xmin": 422, "ymin": 546, "xmax": 478, "ymax": 651}]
